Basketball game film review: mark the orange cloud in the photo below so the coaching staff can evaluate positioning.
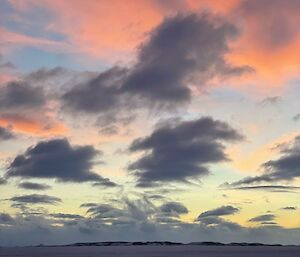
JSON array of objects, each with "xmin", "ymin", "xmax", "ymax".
[
  {"xmin": 0, "ymin": 73, "xmax": 16, "ymax": 84},
  {"xmin": 15, "ymin": 0, "xmax": 165, "ymax": 61},
  {"xmin": 8, "ymin": 0, "xmax": 300, "ymax": 87},
  {"xmin": 226, "ymin": 0, "xmax": 300, "ymax": 87},
  {"xmin": 11, "ymin": 0, "xmax": 240, "ymax": 61},
  {"xmin": 0, "ymin": 113, "xmax": 67, "ymax": 136},
  {"xmin": 229, "ymin": 131, "xmax": 300, "ymax": 174}
]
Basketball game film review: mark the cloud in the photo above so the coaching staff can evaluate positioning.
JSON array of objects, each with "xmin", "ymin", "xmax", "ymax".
[
  {"xmin": 63, "ymin": 67, "xmax": 127, "ymax": 114},
  {"xmin": 0, "ymin": 70, "xmax": 74, "ymax": 136},
  {"xmin": 99, "ymin": 126, "xmax": 118, "ymax": 136},
  {"xmin": 128, "ymin": 117, "xmax": 243, "ymax": 187},
  {"xmin": 159, "ymin": 202, "xmax": 188, "ymax": 217},
  {"xmin": 63, "ymin": 13, "xmax": 251, "ymax": 118},
  {"xmin": 293, "ymin": 114, "xmax": 300, "ymax": 122},
  {"xmin": 0, "ymin": 80, "xmax": 66, "ymax": 136},
  {"xmin": 82, "ymin": 197, "xmax": 158, "ymax": 228},
  {"xmin": 259, "ymin": 96, "xmax": 281, "ymax": 107},
  {"xmin": 0, "ymin": 26, "xmax": 72, "ymax": 54},
  {"xmin": 1, "ymin": 214, "xmax": 300, "ymax": 246},
  {"xmin": 0, "ymin": 177, "xmax": 7, "ymax": 185},
  {"xmin": 0, "ymin": 213, "xmax": 14, "ymax": 225},
  {"xmin": 281, "ymin": 206, "xmax": 297, "ymax": 211},
  {"xmin": 80, "ymin": 203, "xmax": 98, "ymax": 208},
  {"xmin": 1, "ymin": 195, "xmax": 300, "ymax": 246},
  {"xmin": 85, "ymin": 204, "xmax": 126, "ymax": 220},
  {"xmin": 122, "ymin": 13, "xmax": 251, "ymax": 104},
  {"xmin": 0, "ymin": 54, "xmax": 15, "ymax": 70},
  {"xmin": 18, "ymin": 182, "xmax": 52, "ymax": 191},
  {"xmin": 5, "ymin": 138, "xmax": 115, "ymax": 184},
  {"xmin": 222, "ymin": 184, "xmax": 300, "ymax": 193},
  {"xmin": 25, "ymin": 67, "xmax": 69, "ymax": 82},
  {"xmin": 197, "ymin": 205, "xmax": 239, "ymax": 219},
  {"xmin": 237, "ymin": 0, "xmax": 300, "ymax": 50},
  {"xmin": 0, "ymin": 81, "xmax": 46, "ymax": 111},
  {"xmin": 225, "ymin": 135, "xmax": 300, "ymax": 186},
  {"xmin": 9, "ymin": 194, "xmax": 62, "ymax": 205},
  {"xmin": 0, "ymin": 126, "xmax": 15, "ymax": 140},
  {"xmin": 0, "ymin": 113, "xmax": 67, "ymax": 136},
  {"xmin": 248, "ymin": 214, "xmax": 276, "ymax": 223},
  {"xmin": 49, "ymin": 213, "xmax": 84, "ymax": 219},
  {"xmin": 197, "ymin": 216, "xmax": 242, "ymax": 231},
  {"xmin": 227, "ymin": 0, "xmax": 300, "ymax": 85},
  {"xmin": 92, "ymin": 179, "xmax": 118, "ymax": 188},
  {"xmin": 96, "ymin": 114, "xmax": 135, "ymax": 136},
  {"xmin": 195, "ymin": 205, "xmax": 241, "ymax": 231},
  {"xmin": 7, "ymin": 0, "xmax": 300, "ymax": 87}
]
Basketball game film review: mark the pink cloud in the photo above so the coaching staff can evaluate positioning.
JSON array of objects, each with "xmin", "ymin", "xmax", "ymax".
[
  {"xmin": 0, "ymin": 26, "xmax": 72, "ymax": 53},
  {"xmin": 6, "ymin": 0, "xmax": 300, "ymax": 87}
]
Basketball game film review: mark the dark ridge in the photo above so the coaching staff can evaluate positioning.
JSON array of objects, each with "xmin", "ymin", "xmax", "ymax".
[{"xmin": 30, "ymin": 241, "xmax": 298, "ymax": 247}]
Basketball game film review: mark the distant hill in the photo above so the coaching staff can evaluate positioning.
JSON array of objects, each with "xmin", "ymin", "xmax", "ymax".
[{"xmin": 37, "ymin": 241, "xmax": 297, "ymax": 247}]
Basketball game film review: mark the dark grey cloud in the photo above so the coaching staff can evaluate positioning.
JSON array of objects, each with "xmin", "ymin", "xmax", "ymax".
[
  {"xmin": 0, "ymin": 126, "xmax": 15, "ymax": 140},
  {"xmin": 5, "ymin": 138, "xmax": 115, "ymax": 184},
  {"xmin": 63, "ymin": 67, "xmax": 127, "ymax": 114},
  {"xmin": 195, "ymin": 205, "xmax": 241, "ymax": 231},
  {"xmin": 23, "ymin": 66, "xmax": 96, "ymax": 96},
  {"xmin": 197, "ymin": 216, "xmax": 242, "ymax": 230},
  {"xmin": 92, "ymin": 179, "xmax": 118, "ymax": 188},
  {"xmin": 62, "ymin": 13, "xmax": 252, "ymax": 118},
  {"xmin": 18, "ymin": 182, "xmax": 52, "ymax": 191},
  {"xmin": 122, "ymin": 13, "xmax": 251, "ymax": 104},
  {"xmin": 222, "ymin": 184, "xmax": 300, "ymax": 193},
  {"xmin": 281, "ymin": 206, "xmax": 297, "ymax": 211},
  {"xmin": 0, "ymin": 77, "xmax": 64, "ymax": 135},
  {"xmin": 293, "ymin": 114, "xmax": 300, "ymax": 122},
  {"xmin": 146, "ymin": 194, "xmax": 167, "ymax": 201},
  {"xmin": 0, "ymin": 177, "xmax": 7, "ymax": 185},
  {"xmin": 0, "ymin": 62, "xmax": 15, "ymax": 70},
  {"xmin": 0, "ymin": 54, "xmax": 15, "ymax": 70},
  {"xmin": 160, "ymin": 202, "xmax": 188, "ymax": 217},
  {"xmin": 26, "ymin": 67, "xmax": 69, "ymax": 82},
  {"xmin": 259, "ymin": 96, "xmax": 281, "ymax": 107},
  {"xmin": 248, "ymin": 214, "xmax": 276, "ymax": 223},
  {"xmin": 86, "ymin": 204, "xmax": 126, "ymax": 219},
  {"xmin": 197, "ymin": 205, "xmax": 239, "ymax": 219},
  {"xmin": 154, "ymin": 216, "xmax": 183, "ymax": 224},
  {"xmin": 49, "ymin": 213, "xmax": 84, "ymax": 219},
  {"xmin": 99, "ymin": 126, "xmax": 118, "ymax": 135},
  {"xmin": 96, "ymin": 114, "xmax": 135, "ymax": 136},
  {"xmin": 225, "ymin": 135, "xmax": 300, "ymax": 187},
  {"xmin": 128, "ymin": 117, "xmax": 243, "ymax": 187},
  {"xmin": 0, "ymin": 213, "xmax": 14, "ymax": 224},
  {"xmin": 9, "ymin": 194, "xmax": 62, "ymax": 205},
  {"xmin": 0, "ymin": 81, "xmax": 46, "ymax": 111},
  {"xmin": 260, "ymin": 222, "xmax": 278, "ymax": 226},
  {"xmin": 80, "ymin": 203, "xmax": 98, "ymax": 208},
  {"xmin": 80, "ymin": 197, "xmax": 159, "ymax": 230}
]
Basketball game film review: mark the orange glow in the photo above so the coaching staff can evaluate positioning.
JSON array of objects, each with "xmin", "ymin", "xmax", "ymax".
[
  {"xmin": 229, "ymin": 132, "xmax": 300, "ymax": 173},
  {"xmin": 0, "ymin": 114, "xmax": 67, "ymax": 136}
]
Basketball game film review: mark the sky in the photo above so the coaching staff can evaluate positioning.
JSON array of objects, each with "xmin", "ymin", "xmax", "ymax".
[{"xmin": 0, "ymin": 0, "xmax": 300, "ymax": 246}]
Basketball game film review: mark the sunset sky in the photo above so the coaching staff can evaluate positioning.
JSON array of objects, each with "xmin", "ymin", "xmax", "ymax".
[{"xmin": 0, "ymin": 0, "xmax": 300, "ymax": 246}]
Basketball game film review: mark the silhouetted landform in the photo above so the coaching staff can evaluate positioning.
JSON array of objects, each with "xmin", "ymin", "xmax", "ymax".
[
  {"xmin": 66, "ymin": 241, "xmax": 182, "ymax": 247},
  {"xmin": 34, "ymin": 241, "xmax": 298, "ymax": 247}
]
